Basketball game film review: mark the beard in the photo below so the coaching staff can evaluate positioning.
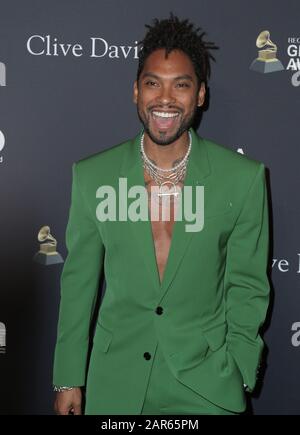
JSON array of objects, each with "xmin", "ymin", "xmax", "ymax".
[{"xmin": 136, "ymin": 103, "xmax": 198, "ymax": 146}]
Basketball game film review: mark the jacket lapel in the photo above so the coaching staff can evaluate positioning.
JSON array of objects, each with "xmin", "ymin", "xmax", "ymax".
[
  {"xmin": 119, "ymin": 130, "xmax": 161, "ymax": 291},
  {"xmin": 119, "ymin": 127, "xmax": 211, "ymax": 300}
]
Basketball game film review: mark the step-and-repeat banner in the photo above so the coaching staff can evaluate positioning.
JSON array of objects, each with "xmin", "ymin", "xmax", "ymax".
[{"xmin": 0, "ymin": 0, "xmax": 299, "ymax": 415}]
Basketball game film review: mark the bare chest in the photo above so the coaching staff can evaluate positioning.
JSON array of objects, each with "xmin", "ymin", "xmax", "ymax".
[{"xmin": 144, "ymin": 169, "xmax": 183, "ymax": 283}]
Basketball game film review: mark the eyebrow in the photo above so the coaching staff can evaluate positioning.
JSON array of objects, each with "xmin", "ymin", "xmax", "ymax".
[{"xmin": 141, "ymin": 72, "xmax": 194, "ymax": 81}]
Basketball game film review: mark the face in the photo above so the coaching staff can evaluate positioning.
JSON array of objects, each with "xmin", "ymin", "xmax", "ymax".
[{"xmin": 133, "ymin": 48, "xmax": 205, "ymax": 145}]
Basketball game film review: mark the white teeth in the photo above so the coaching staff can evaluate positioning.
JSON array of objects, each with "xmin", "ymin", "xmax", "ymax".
[{"xmin": 152, "ymin": 111, "xmax": 179, "ymax": 118}]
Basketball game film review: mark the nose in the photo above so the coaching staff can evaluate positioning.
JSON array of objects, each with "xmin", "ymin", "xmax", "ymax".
[{"xmin": 156, "ymin": 84, "xmax": 176, "ymax": 106}]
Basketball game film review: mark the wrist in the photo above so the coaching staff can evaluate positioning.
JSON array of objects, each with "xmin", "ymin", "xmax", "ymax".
[{"xmin": 53, "ymin": 385, "xmax": 77, "ymax": 393}]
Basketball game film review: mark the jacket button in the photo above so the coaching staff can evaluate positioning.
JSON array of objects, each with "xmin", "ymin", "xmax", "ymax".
[
  {"xmin": 156, "ymin": 306, "xmax": 163, "ymax": 315},
  {"xmin": 144, "ymin": 352, "xmax": 151, "ymax": 360}
]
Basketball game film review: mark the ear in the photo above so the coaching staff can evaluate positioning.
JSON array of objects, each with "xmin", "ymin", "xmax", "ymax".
[
  {"xmin": 133, "ymin": 80, "xmax": 138, "ymax": 104},
  {"xmin": 197, "ymin": 82, "xmax": 206, "ymax": 107}
]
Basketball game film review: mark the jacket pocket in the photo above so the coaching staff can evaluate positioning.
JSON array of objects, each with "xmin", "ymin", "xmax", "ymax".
[
  {"xmin": 93, "ymin": 322, "xmax": 113, "ymax": 353},
  {"xmin": 169, "ymin": 323, "xmax": 227, "ymax": 363},
  {"xmin": 202, "ymin": 322, "xmax": 227, "ymax": 351}
]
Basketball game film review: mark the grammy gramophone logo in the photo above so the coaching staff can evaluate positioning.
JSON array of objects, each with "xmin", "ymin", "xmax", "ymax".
[
  {"xmin": 33, "ymin": 225, "xmax": 64, "ymax": 265},
  {"xmin": 250, "ymin": 30, "xmax": 284, "ymax": 73}
]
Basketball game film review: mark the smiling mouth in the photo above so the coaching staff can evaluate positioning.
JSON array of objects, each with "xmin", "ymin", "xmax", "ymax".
[{"xmin": 150, "ymin": 110, "xmax": 180, "ymax": 130}]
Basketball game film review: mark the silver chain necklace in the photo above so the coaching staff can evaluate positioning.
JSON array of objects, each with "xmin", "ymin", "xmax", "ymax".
[{"xmin": 140, "ymin": 131, "xmax": 192, "ymax": 197}]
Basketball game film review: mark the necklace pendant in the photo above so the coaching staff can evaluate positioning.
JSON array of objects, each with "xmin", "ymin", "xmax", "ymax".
[
  {"xmin": 158, "ymin": 191, "xmax": 179, "ymax": 197},
  {"xmin": 157, "ymin": 181, "xmax": 180, "ymax": 197}
]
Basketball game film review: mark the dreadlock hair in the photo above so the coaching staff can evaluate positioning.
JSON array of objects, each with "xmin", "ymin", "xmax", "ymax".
[{"xmin": 136, "ymin": 12, "xmax": 219, "ymax": 91}]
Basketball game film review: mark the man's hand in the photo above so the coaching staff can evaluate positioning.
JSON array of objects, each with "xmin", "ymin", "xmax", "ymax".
[{"xmin": 54, "ymin": 387, "xmax": 82, "ymax": 415}]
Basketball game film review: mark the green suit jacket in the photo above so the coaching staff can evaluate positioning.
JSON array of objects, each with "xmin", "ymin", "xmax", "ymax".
[{"xmin": 53, "ymin": 127, "xmax": 270, "ymax": 414}]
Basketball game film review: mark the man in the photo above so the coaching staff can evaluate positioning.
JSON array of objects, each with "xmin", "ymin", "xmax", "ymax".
[{"xmin": 53, "ymin": 13, "xmax": 270, "ymax": 415}]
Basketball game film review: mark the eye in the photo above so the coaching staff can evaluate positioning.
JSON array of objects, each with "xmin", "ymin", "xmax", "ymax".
[
  {"xmin": 145, "ymin": 80, "xmax": 158, "ymax": 87},
  {"xmin": 176, "ymin": 82, "xmax": 190, "ymax": 88}
]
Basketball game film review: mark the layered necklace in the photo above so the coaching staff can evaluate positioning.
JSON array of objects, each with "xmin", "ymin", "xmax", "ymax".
[{"xmin": 140, "ymin": 131, "xmax": 192, "ymax": 197}]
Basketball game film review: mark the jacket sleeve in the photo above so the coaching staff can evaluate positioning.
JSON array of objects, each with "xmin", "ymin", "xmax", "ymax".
[
  {"xmin": 224, "ymin": 162, "xmax": 270, "ymax": 393},
  {"xmin": 52, "ymin": 162, "xmax": 105, "ymax": 386}
]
